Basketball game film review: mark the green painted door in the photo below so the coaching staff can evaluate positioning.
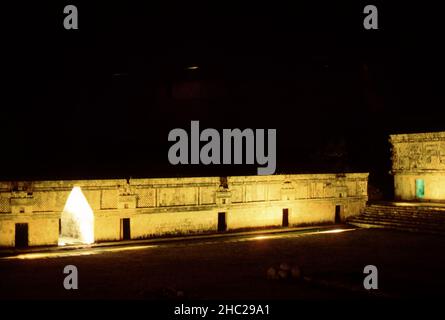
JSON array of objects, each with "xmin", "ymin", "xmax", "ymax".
[{"xmin": 415, "ymin": 179, "xmax": 425, "ymax": 199}]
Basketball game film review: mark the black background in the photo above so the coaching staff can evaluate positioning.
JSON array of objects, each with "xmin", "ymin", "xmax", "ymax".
[{"xmin": 3, "ymin": 1, "xmax": 444, "ymax": 197}]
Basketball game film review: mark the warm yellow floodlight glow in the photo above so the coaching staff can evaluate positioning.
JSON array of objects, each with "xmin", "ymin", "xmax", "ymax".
[
  {"xmin": 60, "ymin": 186, "xmax": 94, "ymax": 244},
  {"xmin": 3, "ymin": 251, "xmax": 98, "ymax": 260},
  {"xmin": 0, "ymin": 244, "xmax": 159, "ymax": 260},
  {"xmin": 252, "ymin": 235, "xmax": 272, "ymax": 241},
  {"xmin": 318, "ymin": 228, "xmax": 356, "ymax": 234},
  {"xmin": 186, "ymin": 65, "xmax": 199, "ymax": 70}
]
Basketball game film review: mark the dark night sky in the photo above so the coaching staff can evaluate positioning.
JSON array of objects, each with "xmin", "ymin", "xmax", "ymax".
[{"xmin": 3, "ymin": 1, "xmax": 444, "ymax": 195}]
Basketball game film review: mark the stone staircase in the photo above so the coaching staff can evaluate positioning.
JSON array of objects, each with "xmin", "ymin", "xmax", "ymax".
[{"xmin": 347, "ymin": 203, "xmax": 445, "ymax": 235}]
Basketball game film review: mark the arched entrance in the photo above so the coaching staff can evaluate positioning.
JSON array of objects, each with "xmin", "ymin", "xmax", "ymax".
[{"xmin": 59, "ymin": 186, "xmax": 95, "ymax": 245}]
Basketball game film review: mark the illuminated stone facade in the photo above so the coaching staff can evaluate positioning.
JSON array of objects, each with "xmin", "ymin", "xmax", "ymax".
[
  {"xmin": 0, "ymin": 173, "xmax": 368, "ymax": 247},
  {"xmin": 390, "ymin": 131, "xmax": 445, "ymax": 201}
]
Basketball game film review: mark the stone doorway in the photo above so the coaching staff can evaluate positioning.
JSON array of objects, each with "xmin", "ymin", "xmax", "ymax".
[
  {"xmin": 282, "ymin": 208, "xmax": 289, "ymax": 227},
  {"xmin": 335, "ymin": 205, "xmax": 342, "ymax": 223},
  {"xmin": 15, "ymin": 223, "xmax": 29, "ymax": 248},
  {"xmin": 59, "ymin": 187, "xmax": 95, "ymax": 245},
  {"xmin": 217, "ymin": 212, "xmax": 227, "ymax": 232},
  {"xmin": 415, "ymin": 179, "xmax": 425, "ymax": 199},
  {"xmin": 120, "ymin": 218, "xmax": 131, "ymax": 240}
]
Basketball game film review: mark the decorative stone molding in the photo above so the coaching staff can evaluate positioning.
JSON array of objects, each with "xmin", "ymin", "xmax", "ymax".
[
  {"xmin": 10, "ymin": 193, "xmax": 35, "ymax": 214},
  {"xmin": 216, "ymin": 185, "xmax": 231, "ymax": 206},
  {"xmin": 336, "ymin": 186, "xmax": 348, "ymax": 198},
  {"xmin": 390, "ymin": 131, "xmax": 445, "ymax": 173},
  {"xmin": 118, "ymin": 194, "xmax": 137, "ymax": 209},
  {"xmin": 281, "ymin": 181, "xmax": 295, "ymax": 201}
]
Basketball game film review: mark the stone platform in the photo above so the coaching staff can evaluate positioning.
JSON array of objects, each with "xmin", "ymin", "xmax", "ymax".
[{"xmin": 347, "ymin": 201, "xmax": 445, "ymax": 234}]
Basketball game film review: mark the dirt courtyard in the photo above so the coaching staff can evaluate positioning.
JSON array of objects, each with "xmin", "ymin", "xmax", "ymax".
[{"xmin": 1, "ymin": 228, "xmax": 444, "ymax": 300}]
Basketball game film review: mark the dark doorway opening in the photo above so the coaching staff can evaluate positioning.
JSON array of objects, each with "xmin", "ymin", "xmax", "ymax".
[
  {"xmin": 15, "ymin": 223, "xmax": 28, "ymax": 248},
  {"xmin": 217, "ymin": 212, "xmax": 227, "ymax": 232},
  {"xmin": 335, "ymin": 205, "xmax": 342, "ymax": 223},
  {"xmin": 121, "ymin": 218, "xmax": 131, "ymax": 240},
  {"xmin": 282, "ymin": 208, "xmax": 289, "ymax": 227}
]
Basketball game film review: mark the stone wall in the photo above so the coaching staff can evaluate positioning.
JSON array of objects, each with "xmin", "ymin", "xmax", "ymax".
[
  {"xmin": 390, "ymin": 131, "xmax": 445, "ymax": 200},
  {"xmin": 0, "ymin": 173, "xmax": 368, "ymax": 247}
]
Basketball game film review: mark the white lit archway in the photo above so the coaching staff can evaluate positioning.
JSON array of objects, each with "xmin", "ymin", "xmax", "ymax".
[{"xmin": 59, "ymin": 186, "xmax": 94, "ymax": 245}]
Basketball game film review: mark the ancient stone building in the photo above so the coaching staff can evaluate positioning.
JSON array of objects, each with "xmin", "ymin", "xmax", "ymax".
[
  {"xmin": 0, "ymin": 173, "xmax": 368, "ymax": 248},
  {"xmin": 390, "ymin": 131, "xmax": 445, "ymax": 201}
]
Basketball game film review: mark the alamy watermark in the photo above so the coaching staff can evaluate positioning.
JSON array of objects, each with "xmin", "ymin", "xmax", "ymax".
[
  {"xmin": 363, "ymin": 5, "xmax": 378, "ymax": 30},
  {"xmin": 363, "ymin": 265, "xmax": 378, "ymax": 290},
  {"xmin": 63, "ymin": 5, "xmax": 78, "ymax": 30},
  {"xmin": 63, "ymin": 265, "xmax": 78, "ymax": 290},
  {"xmin": 168, "ymin": 121, "xmax": 276, "ymax": 175},
  {"xmin": 62, "ymin": 5, "xmax": 378, "ymax": 31}
]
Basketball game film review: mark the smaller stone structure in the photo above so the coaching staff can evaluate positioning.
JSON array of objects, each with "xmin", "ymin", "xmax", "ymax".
[{"xmin": 390, "ymin": 131, "xmax": 445, "ymax": 201}]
